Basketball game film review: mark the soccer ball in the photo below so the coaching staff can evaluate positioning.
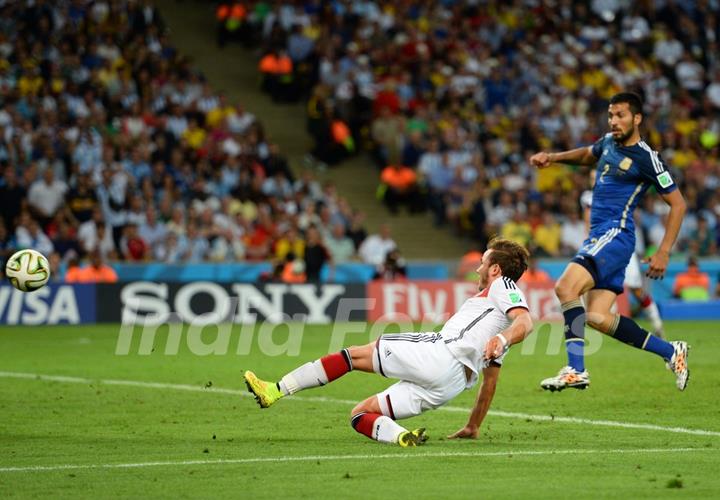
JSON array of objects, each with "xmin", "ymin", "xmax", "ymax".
[{"xmin": 5, "ymin": 249, "xmax": 51, "ymax": 292}]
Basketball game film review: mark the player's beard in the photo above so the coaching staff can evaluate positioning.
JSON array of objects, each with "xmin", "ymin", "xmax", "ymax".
[
  {"xmin": 613, "ymin": 125, "xmax": 635, "ymax": 145},
  {"xmin": 477, "ymin": 269, "xmax": 488, "ymax": 291}
]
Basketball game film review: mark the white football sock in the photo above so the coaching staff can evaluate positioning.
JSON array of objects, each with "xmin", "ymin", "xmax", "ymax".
[
  {"xmin": 278, "ymin": 360, "xmax": 327, "ymax": 395},
  {"xmin": 373, "ymin": 416, "xmax": 408, "ymax": 444},
  {"xmin": 643, "ymin": 300, "xmax": 663, "ymax": 333}
]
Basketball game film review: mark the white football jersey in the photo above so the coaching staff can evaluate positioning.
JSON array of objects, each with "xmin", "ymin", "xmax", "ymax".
[{"xmin": 441, "ymin": 276, "xmax": 528, "ymax": 386}]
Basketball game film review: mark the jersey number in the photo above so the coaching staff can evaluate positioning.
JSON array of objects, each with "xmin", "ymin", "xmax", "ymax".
[{"xmin": 599, "ymin": 163, "xmax": 610, "ymax": 183}]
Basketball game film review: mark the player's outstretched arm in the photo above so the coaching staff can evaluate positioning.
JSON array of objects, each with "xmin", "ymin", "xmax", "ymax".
[
  {"xmin": 529, "ymin": 146, "xmax": 596, "ymax": 168},
  {"xmin": 645, "ymin": 189, "xmax": 686, "ymax": 280},
  {"xmin": 484, "ymin": 308, "xmax": 534, "ymax": 360},
  {"xmin": 447, "ymin": 363, "xmax": 500, "ymax": 440},
  {"xmin": 448, "ymin": 309, "xmax": 533, "ymax": 439}
]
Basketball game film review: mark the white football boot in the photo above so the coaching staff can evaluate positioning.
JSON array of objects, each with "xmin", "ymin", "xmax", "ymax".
[
  {"xmin": 540, "ymin": 366, "xmax": 590, "ymax": 392},
  {"xmin": 666, "ymin": 341, "xmax": 690, "ymax": 391}
]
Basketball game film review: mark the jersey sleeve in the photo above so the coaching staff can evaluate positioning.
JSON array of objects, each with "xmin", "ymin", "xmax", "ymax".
[
  {"xmin": 590, "ymin": 135, "xmax": 607, "ymax": 158},
  {"xmin": 638, "ymin": 148, "xmax": 677, "ymax": 194},
  {"xmin": 580, "ymin": 190, "xmax": 593, "ymax": 209},
  {"xmin": 489, "ymin": 277, "xmax": 529, "ymax": 316}
]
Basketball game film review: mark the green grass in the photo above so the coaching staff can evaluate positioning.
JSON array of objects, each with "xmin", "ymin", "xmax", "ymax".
[{"xmin": 0, "ymin": 321, "xmax": 718, "ymax": 498}]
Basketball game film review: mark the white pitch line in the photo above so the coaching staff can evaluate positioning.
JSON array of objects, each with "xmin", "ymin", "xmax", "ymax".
[
  {"xmin": 0, "ymin": 447, "xmax": 716, "ymax": 474},
  {"xmin": 1, "ymin": 371, "xmax": 719, "ymax": 437}
]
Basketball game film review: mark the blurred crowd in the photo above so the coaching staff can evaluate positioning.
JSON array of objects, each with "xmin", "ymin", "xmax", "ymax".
[
  {"xmin": 0, "ymin": 0, "xmax": 386, "ymax": 283},
  {"xmin": 237, "ymin": 0, "xmax": 720, "ymax": 258}
]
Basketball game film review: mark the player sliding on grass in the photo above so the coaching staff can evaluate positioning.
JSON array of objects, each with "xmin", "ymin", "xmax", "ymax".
[
  {"xmin": 244, "ymin": 238, "xmax": 534, "ymax": 447},
  {"xmin": 530, "ymin": 92, "xmax": 689, "ymax": 392}
]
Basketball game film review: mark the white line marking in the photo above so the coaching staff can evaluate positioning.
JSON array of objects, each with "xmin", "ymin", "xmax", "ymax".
[
  {"xmin": 0, "ymin": 448, "xmax": 716, "ymax": 474},
  {"xmin": 2, "ymin": 371, "xmax": 719, "ymax": 437}
]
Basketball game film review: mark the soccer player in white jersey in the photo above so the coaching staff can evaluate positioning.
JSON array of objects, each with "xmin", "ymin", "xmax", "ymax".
[
  {"xmin": 244, "ymin": 238, "xmax": 534, "ymax": 447},
  {"xmin": 581, "ymin": 172, "xmax": 664, "ymax": 337}
]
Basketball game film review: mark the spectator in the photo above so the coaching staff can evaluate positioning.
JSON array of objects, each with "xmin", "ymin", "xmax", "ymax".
[
  {"xmin": 64, "ymin": 257, "xmax": 83, "ymax": 284},
  {"xmin": 457, "ymin": 246, "xmax": 483, "ymax": 281},
  {"xmin": 74, "ymin": 250, "xmax": 119, "ymax": 283},
  {"xmin": 346, "ymin": 211, "xmax": 368, "ymax": 251},
  {"xmin": 281, "ymin": 252, "xmax": 307, "ymax": 283},
  {"xmin": 373, "ymin": 249, "xmax": 407, "ymax": 281},
  {"xmin": 371, "ymin": 106, "xmax": 405, "ymax": 168},
  {"xmin": 673, "ymin": 257, "xmax": 711, "ymax": 301},
  {"xmin": 520, "ymin": 257, "xmax": 552, "ymax": 286},
  {"xmin": 78, "ymin": 209, "xmax": 115, "ymax": 259},
  {"xmin": 359, "ymin": 224, "xmax": 396, "ymax": 267},
  {"xmin": 561, "ymin": 209, "xmax": 586, "ymax": 255},
  {"xmin": 27, "ymin": 169, "xmax": 67, "ymax": 225},
  {"xmin": 0, "ymin": 221, "xmax": 13, "ymax": 273},
  {"xmin": 533, "ymin": 213, "xmax": 562, "ymax": 257},
  {"xmin": 156, "ymin": 232, "xmax": 189, "ymax": 263},
  {"xmin": 47, "ymin": 252, "xmax": 62, "ymax": 283},
  {"xmin": 501, "ymin": 211, "xmax": 532, "ymax": 249},
  {"xmin": 120, "ymin": 224, "xmax": 149, "ymax": 262},
  {"xmin": 0, "ymin": 167, "xmax": 27, "ymax": 231},
  {"xmin": 487, "ymin": 191, "xmax": 516, "ymax": 235},
  {"xmin": 379, "ymin": 164, "xmax": 422, "ymax": 214},
  {"xmin": 266, "ymin": 2, "xmax": 720, "ymax": 252},
  {"xmin": 139, "ymin": 208, "xmax": 168, "ymax": 256},
  {"xmin": 185, "ymin": 224, "xmax": 210, "ymax": 262},
  {"xmin": 51, "ymin": 221, "xmax": 81, "ymax": 262},
  {"xmin": 687, "ymin": 217, "xmax": 717, "ymax": 257},
  {"xmin": 303, "ymin": 226, "xmax": 331, "ymax": 282},
  {"xmin": 275, "ymin": 227, "xmax": 305, "ymax": 261},
  {"xmin": 325, "ymin": 223, "xmax": 355, "ymax": 263},
  {"xmin": 15, "ymin": 214, "xmax": 53, "ymax": 257},
  {"xmin": 66, "ymin": 174, "xmax": 98, "ymax": 225},
  {"xmin": 418, "ymin": 139, "xmax": 450, "ymax": 226},
  {"xmin": 0, "ymin": 1, "xmax": 369, "ymax": 271}
]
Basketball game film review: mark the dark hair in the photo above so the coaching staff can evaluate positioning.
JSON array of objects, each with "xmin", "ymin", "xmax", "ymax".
[
  {"xmin": 486, "ymin": 237, "xmax": 530, "ymax": 282},
  {"xmin": 609, "ymin": 92, "xmax": 643, "ymax": 115}
]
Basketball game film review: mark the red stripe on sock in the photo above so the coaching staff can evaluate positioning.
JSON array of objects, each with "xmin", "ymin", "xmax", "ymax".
[
  {"xmin": 352, "ymin": 412, "xmax": 381, "ymax": 438},
  {"xmin": 640, "ymin": 296, "xmax": 652, "ymax": 308},
  {"xmin": 320, "ymin": 352, "xmax": 351, "ymax": 382}
]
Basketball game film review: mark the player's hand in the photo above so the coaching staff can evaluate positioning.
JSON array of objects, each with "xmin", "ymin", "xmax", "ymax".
[
  {"xmin": 483, "ymin": 335, "xmax": 507, "ymax": 361},
  {"xmin": 643, "ymin": 249, "xmax": 669, "ymax": 280},
  {"xmin": 529, "ymin": 152, "xmax": 552, "ymax": 169},
  {"xmin": 447, "ymin": 425, "xmax": 479, "ymax": 439}
]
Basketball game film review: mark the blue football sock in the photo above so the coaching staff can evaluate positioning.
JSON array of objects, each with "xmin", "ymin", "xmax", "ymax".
[
  {"xmin": 611, "ymin": 315, "xmax": 674, "ymax": 360},
  {"xmin": 562, "ymin": 300, "xmax": 586, "ymax": 372}
]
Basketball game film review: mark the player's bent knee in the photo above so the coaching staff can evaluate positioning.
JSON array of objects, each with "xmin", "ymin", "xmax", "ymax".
[
  {"xmin": 586, "ymin": 313, "xmax": 610, "ymax": 333},
  {"xmin": 347, "ymin": 344, "xmax": 375, "ymax": 372},
  {"xmin": 586, "ymin": 318, "xmax": 602, "ymax": 331},
  {"xmin": 350, "ymin": 395, "xmax": 381, "ymax": 417},
  {"xmin": 554, "ymin": 279, "xmax": 580, "ymax": 303}
]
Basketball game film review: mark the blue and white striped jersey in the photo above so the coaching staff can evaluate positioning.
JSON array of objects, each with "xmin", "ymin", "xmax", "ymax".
[{"xmin": 589, "ymin": 134, "xmax": 677, "ymax": 237}]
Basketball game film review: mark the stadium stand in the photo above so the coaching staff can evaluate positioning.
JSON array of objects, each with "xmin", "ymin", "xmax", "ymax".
[
  {"xmin": 246, "ymin": 1, "xmax": 720, "ymax": 258},
  {"xmin": 0, "ymin": 0, "xmax": 369, "ymax": 282}
]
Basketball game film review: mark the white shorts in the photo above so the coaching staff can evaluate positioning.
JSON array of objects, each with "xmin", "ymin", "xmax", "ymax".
[
  {"xmin": 624, "ymin": 253, "xmax": 643, "ymax": 289},
  {"xmin": 372, "ymin": 333, "xmax": 468, "ymax": 420}
]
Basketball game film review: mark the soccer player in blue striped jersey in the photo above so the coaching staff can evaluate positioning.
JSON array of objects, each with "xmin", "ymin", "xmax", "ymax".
[{"xmin": 530, "ymin": 92, "xmax": 689, "ymax": 391}]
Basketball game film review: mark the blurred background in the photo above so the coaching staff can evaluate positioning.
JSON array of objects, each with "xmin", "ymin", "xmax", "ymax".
[{"xmin": 0, "ymin": 0, "xmax": 718, "ymax": 324}]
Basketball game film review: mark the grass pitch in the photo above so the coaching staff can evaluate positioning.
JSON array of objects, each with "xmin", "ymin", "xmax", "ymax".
[{"xmin": 0, "ymin": 321, "xmax": 718, "ymax": 498}]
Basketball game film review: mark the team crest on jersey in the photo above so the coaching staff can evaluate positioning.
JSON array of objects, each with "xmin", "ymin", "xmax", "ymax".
[
  {"xmin": 619, "ymin": 157, "xmax": 632, "ymax": 171},
  {"xmin": 509, "ymin": 292, "xmax": 521, "ymax": 304},
  {"xmin": 657, "ymin": 172, "xmax": 674, "ymax": 188}
]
